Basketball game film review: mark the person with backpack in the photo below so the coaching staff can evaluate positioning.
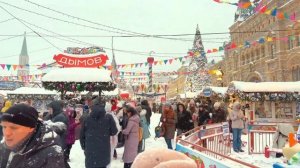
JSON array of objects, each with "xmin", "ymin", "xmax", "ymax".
[
  {"xmin": 141, "ymin": 100, "xmax": 151, "ymax": 127},
  {"xmin": 136, "ymin": 105, "xmax": 150, "ymax": 153}
]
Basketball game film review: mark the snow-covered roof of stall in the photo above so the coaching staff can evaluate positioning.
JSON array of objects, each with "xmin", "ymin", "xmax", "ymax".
[
  {"xmin": 7, "ymin": 87, "xmax": 57, "ymax": 95},
  {"xmin": 0, "ymin": 90, "xmax": 8, "ymax": 96},
  {"xmin": 209, "ymin": 87, "xmax": 228, "ymax": 95},
  {"xmin": 179, "ymin": 91, "xmax": 198, "ymax": 98},
  {"xmin": 80, "ymin": 88, "xmax": 119, "ymax": 96},
  {"xmin": 42, "ymin": 68, "xmax": 112, "ymax": 82},
  {"xmin": 229, "ymin": 81, "xmax": 300, "ymax": 93},
  {"xmin": 199, "ymin": 86, "xmax": 227, "ymax": 95}
]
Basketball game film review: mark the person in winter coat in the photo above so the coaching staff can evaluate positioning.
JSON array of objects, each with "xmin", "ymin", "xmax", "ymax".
[
  {"xmin": 47, "ymin": 100, "xmax": 70, "ymax": 167},
  {"xmin": 0, "ymin": 104, "xmax": 65, "ymax": 168},
  {"xmin": 176, "ymin": 103, "xmax": 194, "ymax": 136},
  {"xmin": 161, "ymin": 103, "xmax": 176, "ymax": 149},
  {"xmin": 273, "ymin": 123, "xmax": 295, "ymax": 149},
  {"xmin": 229, "ymin": 102, "xmax": 245, "ymax": 153},
  {"xmin": 198, "ymin": 105, "xmax": 210, "ymax": 126},
  {"xmin": 122, "ymin": 106, "xmax": 140, "ymax": 168},
  {"xmin": 212, "ymin": 102, "xmax": 227, "ymax": 123},
  {"xmin": 111, "ymin": 99, "xmax": 118, "ymax": 112},
  {"xmin": 136, "ymin": 105, "xmax": 150, "ymax": 153},
  {"xmin": 105, "ymin": 102, "xmax": 121, "ymax": 168},
  {"xmin": 47, "ymin": 100, "xmax": 69, "ymax": 148},
  {"xmin": 188, "ymin": 99, "xmax": 199, "ymax": 127},
  {"xmin": 141, "ymin": 100, "xmax": 152, "ymax": 126},
  {"xmin": 80, "ymin": 98, "xmax": 118, "ymax": 168},
  {"xmin": 65, "ymin": 107, "xmax": 80, "ymax": 162},
  {"xmin": 0, "ymin": 100, "xmax": 11, "ymax": 113}
]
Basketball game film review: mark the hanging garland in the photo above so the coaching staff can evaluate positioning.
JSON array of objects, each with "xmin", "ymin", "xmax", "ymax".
[
  {"xmin": 232, "ymin": 90, "xmax": 300, "ymax": 102},
  {"xmin": 7, "ymin": 94, "xmax": 55, "ymax": 100},
  {"xmin": 42, "ymin": 81, "xmax": 116, "ymax": 92}
]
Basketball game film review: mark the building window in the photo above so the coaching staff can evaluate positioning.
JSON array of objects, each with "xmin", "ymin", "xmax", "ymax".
[
  {"xmin": 270, "ymin": 44, "xmax": 275, "ymax": 58},
  {"xmin": 298, "ymin": 66, "xmax": 300, "ymax": 81},
  {"xmin": 256, "ymin": 49, "xmax": 260, "ymax": 60},
  {"xmin": 261, "ymin": 46, "xmax": 265, "ymax": 57},
  {"xmin": 275, "ymin": 102, "xmax": 293, "ymax": 119},
  {"xmin": 297, "ymin": 34, "xmax": 300, "ymax": 47},
  {"xmin": 288, "ymin": 35, "xmax": 294, "ymax": 50}
]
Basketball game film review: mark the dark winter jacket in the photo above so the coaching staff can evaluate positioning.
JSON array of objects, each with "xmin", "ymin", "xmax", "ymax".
[
  {"xmin": 198, "ymin": 106, "xmax": 210, "ymax": 126},
  {"xmin": 176, "ymin": 104, "xmax": 194, "ymax": 132},
  {"xmin": 47, "ymin": 101, "xmax": 69, "ymax": 148},
  {"xmin": 0, "ymin": 122, "xmax": 65, "ymax": 168},
  {"xmin": 213, "ymin": 108, "xmax": 227, "ymax": 123},
  {"xmin": 141, "ymin": 100, "xmax": 152, "ymax": 125},
  {"xmin": 80, "ymin": 104, "xmax": 118, "ymax": 168}
]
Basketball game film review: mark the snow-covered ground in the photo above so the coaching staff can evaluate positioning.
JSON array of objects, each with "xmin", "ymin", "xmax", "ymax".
[
  {"xmin": 69, "ymin": 113, "xmax": 285, "ymax": 168},
  {"xmin": 69, "ymin": 113, "xmax": 171, "ymax": 168}
]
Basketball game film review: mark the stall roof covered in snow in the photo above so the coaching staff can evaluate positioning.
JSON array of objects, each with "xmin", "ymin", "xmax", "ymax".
[
  {"xmin": 0, "ymin": 90, "xmax": 8, "ymax": 96},
  {"xmin": 7, "ymin": 87, "xmax": 57, "ymax": 95},
  {"xmin": 80, "ymin": 88, "xmax": 119, "ymax": 96},
  {"xmin": 42, "ymin": 68, "xmax": 112, "ymax": 82},
  {"xmin": 229, "ymin": 81, "xmax": 300, "ymax": 93}
]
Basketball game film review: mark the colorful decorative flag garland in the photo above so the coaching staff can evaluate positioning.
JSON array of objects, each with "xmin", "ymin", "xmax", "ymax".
[{"xmin": 213, "ymin": 0, "xmax": 297, "ymax": 22}]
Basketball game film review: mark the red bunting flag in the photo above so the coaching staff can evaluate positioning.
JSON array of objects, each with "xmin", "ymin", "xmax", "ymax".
[
  {"xmin": 168, "ymin": 59, "xmax": 173, "ymax": 64},
  {"xmin": 259, "ymin": 6, "xmax": 267, "ymax": 13}
]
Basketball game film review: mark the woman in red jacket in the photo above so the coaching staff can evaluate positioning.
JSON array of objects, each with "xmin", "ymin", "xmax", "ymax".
[{"xmin": 161, "ymin": 103, "xmax": 176, "ymax": 149}]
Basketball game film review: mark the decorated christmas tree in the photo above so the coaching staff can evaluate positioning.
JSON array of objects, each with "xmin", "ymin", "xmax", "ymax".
[{"xmin": 185, "ymin": 25, "xmax": 210, "ymax": 92}]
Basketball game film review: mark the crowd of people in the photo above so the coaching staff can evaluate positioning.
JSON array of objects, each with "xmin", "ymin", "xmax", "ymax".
[{"xmin": 0, "ymin": 96, "xmax": 247, "ymax": 168}]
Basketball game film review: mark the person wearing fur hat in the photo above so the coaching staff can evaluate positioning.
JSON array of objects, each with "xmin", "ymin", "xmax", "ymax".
[
  {"xmin": 0, "ymin": 104, "xmax": 65, "ymax": 168},
  {"xmin": 229, "ymin": 102, "xmax": 245, "ymax": 153},
  {"xmin": 161, "ymin": 102, "xmax": 176, "ymax": 149},
  {"xmin": 176, "ymin": 103, "xmax": 194, "ymax": 136}
]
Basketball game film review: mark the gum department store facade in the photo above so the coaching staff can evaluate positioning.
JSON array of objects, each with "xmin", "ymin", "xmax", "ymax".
[
  {"xmin": 167, "ymin": 0, "xmax": 300, "ymax": 98},
  {"xmin": 220, "ymin": 0, "xmax": 300, "ymax": 86}
]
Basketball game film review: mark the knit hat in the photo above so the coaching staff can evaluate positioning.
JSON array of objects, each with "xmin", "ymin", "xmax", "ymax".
[{"xmin": 1, "ymin": 104, "xmax": 38, "ymax": 128}]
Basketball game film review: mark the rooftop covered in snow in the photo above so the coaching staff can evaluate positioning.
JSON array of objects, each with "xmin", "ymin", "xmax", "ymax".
[
  {"xmin": 42, "ymin": 68, "xmax": 112, "ymax": 82},
  {"xmin": 7, "ymin": 87, "xmax": 57, "ymax": 95},
  {"xmin": 228, "ymin": 81, "xmax": 300, "ymax": 93}
]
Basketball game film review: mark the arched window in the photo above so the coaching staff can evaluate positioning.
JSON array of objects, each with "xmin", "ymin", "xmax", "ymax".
[
  {"xmin": 261, "ymin": 46, "xmax": 265, "ymax": 57},
  {"xmin": 256, "ymin": 49, "xmax": 260, "ymax": 60},
  {"xmin": 288, "ymin": 35, "xmax": 294, "ymax": 50},
  {"xmin": 292, "ymin": 67, "xmax": 296, "ymax": 81}
]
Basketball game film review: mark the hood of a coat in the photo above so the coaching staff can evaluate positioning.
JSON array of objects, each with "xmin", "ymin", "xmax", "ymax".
[
  {"xmin": 48, "ymin": 101, "xmax": 63, "ymax": 117},
  {"xmin": 90, "ymin": 105, "xmax": 106, "ymax": 119},
  {"xmin": 129, "ymin": 114, "xmax": 140, "ymax": 124},
  {"xmin": 232, "ymin": 102, "xmax": 241, "ymax": 112}
]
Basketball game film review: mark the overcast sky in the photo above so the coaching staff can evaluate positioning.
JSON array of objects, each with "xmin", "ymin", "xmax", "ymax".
[{"xmin": 0, "ymin": 0, "xmax": 237, "ymax": 76}]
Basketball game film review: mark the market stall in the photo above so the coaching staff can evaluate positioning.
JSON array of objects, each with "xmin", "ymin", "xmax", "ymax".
[
  {"xmin": 227, "ymin": 81, "xmax": 300, "ymax": 122},
  {"xmin": 42, "ymin": 67, "xmax": 116, "ymax": 99},
  {"xmin": 6, "ymin": 87, "xmax": 57, "ymax": 113}
]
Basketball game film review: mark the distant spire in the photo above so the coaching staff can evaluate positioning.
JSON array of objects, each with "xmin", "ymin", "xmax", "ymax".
[
  {"xmin": 20, "ymin": 32, "xmax": 28, "ymax": 56},
  {"xmin": 196, "ymin": 24, "xmax": 200, "ymax": 35}
]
